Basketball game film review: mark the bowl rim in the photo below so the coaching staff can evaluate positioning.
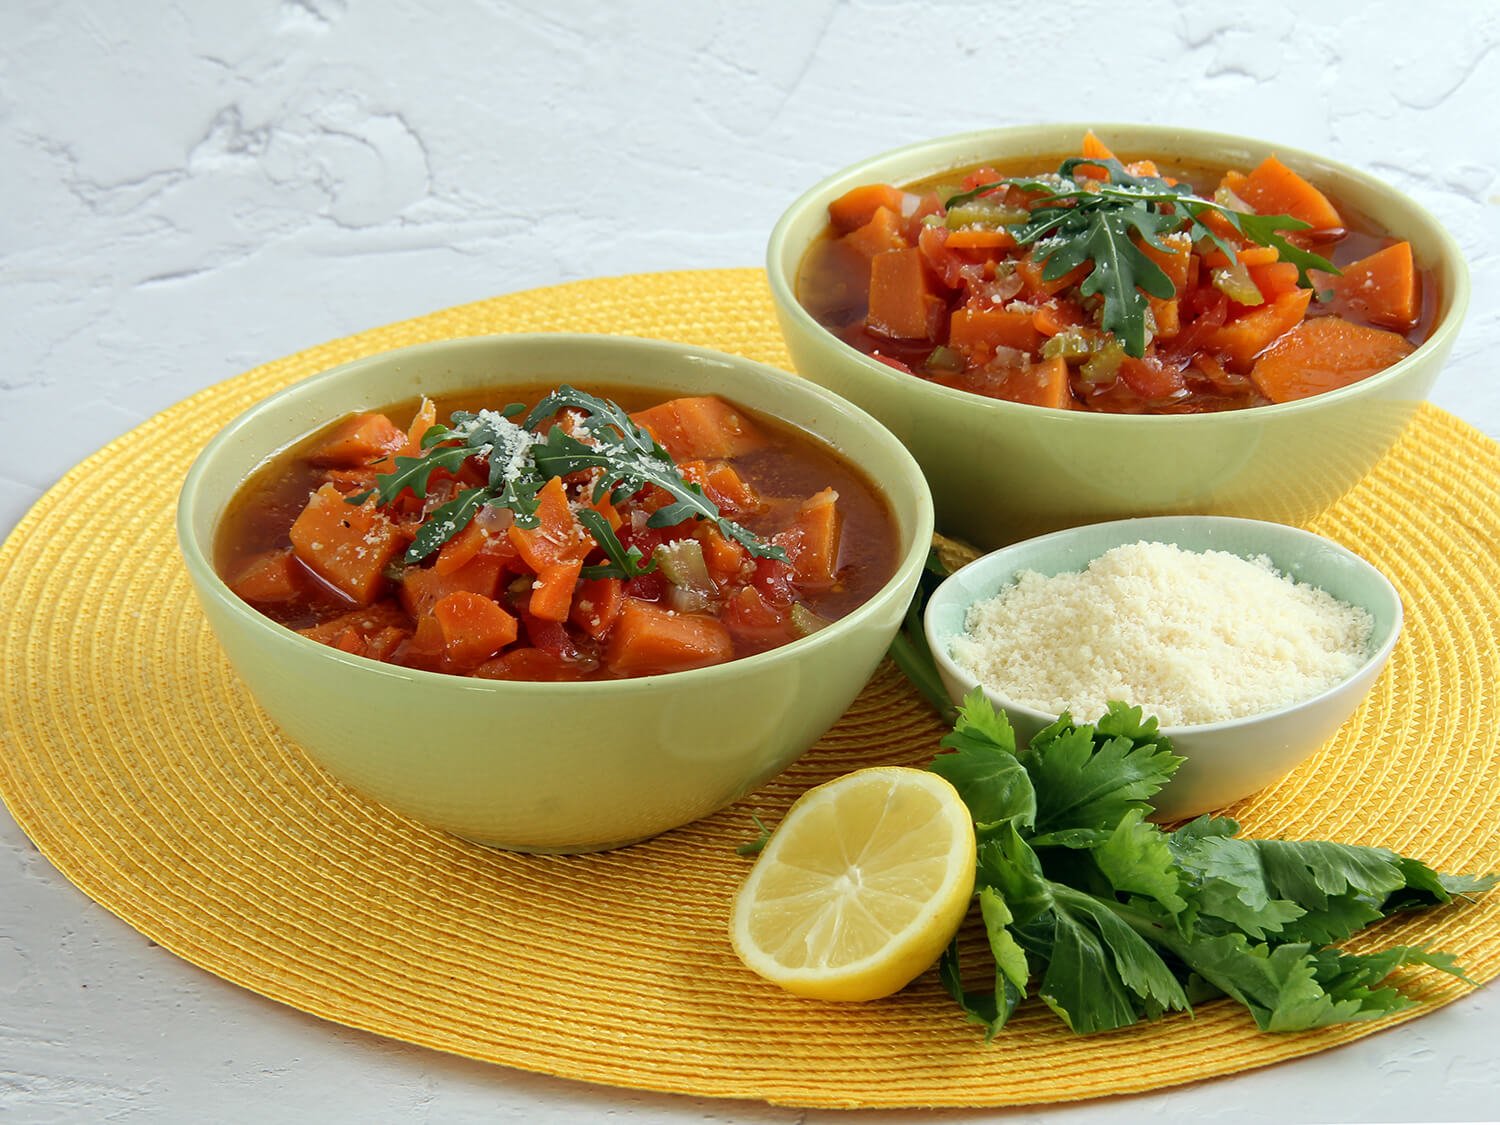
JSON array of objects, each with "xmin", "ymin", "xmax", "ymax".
[
  {"xmin": 176, "ymin": 332, "xmax": 936, "ymax": 694},
  {"xmin": 921, "ymin": 513, "xmax": 1404, "ymax": 736},
  {"xmin": 766, "ymin": 121, "xmax": 1471, "ymax": 426}
]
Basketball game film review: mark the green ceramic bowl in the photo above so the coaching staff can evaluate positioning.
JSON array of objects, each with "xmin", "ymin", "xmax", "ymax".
[
  {"xmin": 767, "ymin": 123, "xmax": 1470, "ymax": 550},
  {"xmin": 923, "ymin": 516, "xmax": 1402, "ymax": 820},
  {"xmin": 177, "ymin": 334, "xmax": 934, "ymax": 853}
]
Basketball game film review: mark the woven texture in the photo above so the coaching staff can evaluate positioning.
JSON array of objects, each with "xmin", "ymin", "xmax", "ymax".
[{"xmin": 1, "ymin": 269, "xmax": 1497, "ymax": 1109}]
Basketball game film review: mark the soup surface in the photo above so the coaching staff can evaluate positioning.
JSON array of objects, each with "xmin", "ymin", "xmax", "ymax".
[
  {"xmin": 217, "ymin": 384, "xmax": 900, "ymax": 680},
  {"xmin": 797, "ymin": 133, "xmax": 1437, "ymax": 413}
]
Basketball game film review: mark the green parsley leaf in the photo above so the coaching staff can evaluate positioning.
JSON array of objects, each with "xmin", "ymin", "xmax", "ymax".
[
  {"xmin": 1021, "ymin": 715, "xmax": 1182, "ymax": 835},
  {"xmin": 931, "ymin": 688, "xmax": 1035, "ymax": 833},
  {"xmin": 924, "ymin": 692, "xmax": 1494, "ymax": 1039}
]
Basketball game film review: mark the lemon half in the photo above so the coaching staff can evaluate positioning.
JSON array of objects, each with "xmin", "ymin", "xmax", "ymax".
[{"xmin": 729, "ymin": 766, "xmax": 977, "ymax": 1002}]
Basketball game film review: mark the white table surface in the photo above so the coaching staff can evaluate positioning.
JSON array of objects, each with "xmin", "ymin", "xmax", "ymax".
[{"xmin": 4, "ymin": 3, "xmax": 1498, "ymax": 1122}]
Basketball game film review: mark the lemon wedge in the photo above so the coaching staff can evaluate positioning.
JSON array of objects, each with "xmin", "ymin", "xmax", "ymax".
[{"xmin": 729, "ymin": 766, "xmax": 977, "ymax": 1002}]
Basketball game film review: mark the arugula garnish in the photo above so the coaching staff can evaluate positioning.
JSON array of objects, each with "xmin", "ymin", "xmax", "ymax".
[
  {"xmin": 945, "ymin": 157, "xmax": 1339, "ymax": 358},
  {"xmin": 349, "ymin": 387, "xmax": 786, "ymax": 574},
  {"xmin": 928, "ymin": 690, "xmax": 1496, "ymax": 1038}
]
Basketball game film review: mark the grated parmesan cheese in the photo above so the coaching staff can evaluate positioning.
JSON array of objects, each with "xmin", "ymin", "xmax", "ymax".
[{"xmin": 950, "ymin": 540, "xmax": 1374, "ymax": 728}]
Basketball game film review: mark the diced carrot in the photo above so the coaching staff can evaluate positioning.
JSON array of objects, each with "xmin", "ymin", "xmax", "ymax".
[
  {"xmin": 570, "ymin": 576, "xmax": 624, "ymax": 639},
  {"xmin": 472, "ymin": 648, "xmax": 588, "ymax": 682},
  {"xmin": 719, "ymin": 586, "xmax": 795, "ymax": 651},
  {"xmin": 935, "ymin": 356, "xmax": 1074, "ymax": 409},
  {"xmin": 306, "ymin": 413, "xmax": 406, "ymax": 468},
  {"xmin": 1152, "ymin": 298, "xmax": 1181, "ymax": 339},
  {"xmin": 508, "ymin": 476, "xmax": 590, "ymax": 572},
  {"xmin": 842, "ymin": 205, "xmax": 908, "ymax": 260},
  {"xmin": 432, "ymin": 591, "xmax": 519, "ymax": 671},
  {"xmin": 433, "ymin": 518, "xmax": 489, "ymax": 576},
  {"xmin": 399, "ymin": 553, "xmax": 507, "ymax": 618},
  {"xmin": 632, "ymin": 397, "xmax": 765, "ymax": 461},
  {"xmin": 288, "ymin": 483, "xmax": 407, "ymax": 605},
  {"xmin": 604, "ymin": 599, "xmax": 733, "ymax": 677},
  {"xmin": 329, "ymin": 627, "xmax": 365, "ymax": 655},
  {"xmin": 1327, "ymin": 241, "xmax": 1420, "ymax": 332},
  {"xmin": 1236, "ymin": 155, "xmax": 1343, "ymax": 232},
  {"xmin": 781, "ymin": 488, "xmax": 842, "ymax": 588},
  {"xmin": 867, "ymin": 247, "xmax": 942, "ymax": 340},
  {"xmin": 321, "ymin": 467, "xmax": 378, "ymax": 494},
  {"xmin": 1248, "ymin": 260, "xmax": 1301, "ymax": 302},
  {"xmin": 670, "ymin": 396, "xmax": 765, "ymax": 459},
  {"xmin": 948, "ymin": 305, "xmax": 1042, "ymax": 360},
  {"xmin": 1134, "ymin": 235, "xmax": 1193, "ymax": 341},
  {"xmin": 694, "ymin": 523, "xmax": 747, "ymax": 585},
  {"xmin": 1139, "ymin": 235, "xmax": 1193, "ymax": 293},
  {"xmin": 589, "ymin": 495, "xmax": 623, "ymax": 532},
  {"xmin": 1238, "ymin": 246, "xmax": 1282, "ymax": 268},
  {"xmin": 1017, "ymin": 251, "xmax": 1091, "ymax": 298},
  {"xmin": 298, "ymin": 602, "xmax": 410, "ymax": 646},
  {"xmin": 1077, "ymin": 131, "xmax": 1115, "ymax": 179},
  {"xmin": 403, "ymin": 397, "xmax": 438, "ymax": 455},
  {"xmin": 229, "ymin": 549, "xmax": 307, "ymax": 604},
  {"xmin": 1249, "ymin": 316, "xmax": 1415, "ymax": 403},
  {"xmin": 679, "ymin": 460, "xmax": 761, "ymax": 516},
  {"xmin": 1117, "ymin": 356, "xmax": 1188, "ymax": 401},
  {"xmin": 1203, "ymin": 288, "xmax": 1313, "ymax": 371},
  {"xmin": 944, "ymin": 227, "xmax": 1015, "ymax": 250},
  {"xmin": 827, "ymin": 183, "xmax": 907, "ymax": 234},
  {"xmin": 364, "ymin": 626, "xmax": 408, "ymax": 663},
  {"xmin": 529, "ymin": 558, "xmax": 583, "ymax": 623},
  {"xmin": 1032, "ymin": 299, "xmax": 1087, "ymax": 338}
]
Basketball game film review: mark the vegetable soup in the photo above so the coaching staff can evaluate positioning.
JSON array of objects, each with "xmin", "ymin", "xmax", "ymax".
[
  {"xmin": 216, "ymin": 385, "xmax": 900, "ymax": 681},
  {"xmin": 796, "ymin": 131, "xmax": 1437, "ymax": 413}
]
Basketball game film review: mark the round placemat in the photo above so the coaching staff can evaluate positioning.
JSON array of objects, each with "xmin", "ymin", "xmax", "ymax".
[{"xmin": 1, "ymin": 269, "xmax": 1496, "ymax": 1109}]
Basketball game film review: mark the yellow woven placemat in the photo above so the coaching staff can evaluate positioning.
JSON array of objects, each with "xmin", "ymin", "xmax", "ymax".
[{"xmin": 1, "ymin": 269, "xmax": 1497, "ymax": 1109}]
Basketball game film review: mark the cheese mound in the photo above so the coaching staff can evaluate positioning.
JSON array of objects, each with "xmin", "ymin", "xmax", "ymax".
[{"xmin": 950, "ymin": 541, "xmax": 1374, "ymax": 728}]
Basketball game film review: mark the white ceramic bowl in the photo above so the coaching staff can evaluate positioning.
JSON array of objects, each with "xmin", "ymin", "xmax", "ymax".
[{"xmin": 922, "ymin": 516, "xmax": 1402, "ymax": 820}]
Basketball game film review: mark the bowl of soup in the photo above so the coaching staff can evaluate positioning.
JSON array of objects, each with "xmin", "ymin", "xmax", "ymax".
[
  {"xmin": 177, "ymin": 334, "xmax": 934, "ymax": 852},
  {"xmin": 767, "ymin": 123, "xmax": 1469, "ymax": 549}
]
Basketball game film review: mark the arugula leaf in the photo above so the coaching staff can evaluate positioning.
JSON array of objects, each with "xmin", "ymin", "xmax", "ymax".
[
  {"xmin": 348, "ymin": 386, "xmax": 785, "ymax": 576},
  {"xmin": 576, "ymin": 507, "xmax": 655, "ymax": 581},
  {"xmin": 943, "ymin": 156, "xmax": 1338, "ymax": 357},
  {"xmin": 404, "ymin": 486, "xmax": 491, "ymax": 564},
  {"xmin": 346, "ymin": 444, "xmax": 470, "ymax": 507},
  {"xmin": 527, "ymin": 388, "xmax": 786, "ymax": 566}
]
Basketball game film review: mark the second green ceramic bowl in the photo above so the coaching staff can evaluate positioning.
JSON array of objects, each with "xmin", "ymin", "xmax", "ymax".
[
  {"xmin": 767, "ymin": 123, "xmax": 1469, "ymax": 550},
  {"xmin": 177, "ymin": 334, "xmax": 935, "ymax": 853}
]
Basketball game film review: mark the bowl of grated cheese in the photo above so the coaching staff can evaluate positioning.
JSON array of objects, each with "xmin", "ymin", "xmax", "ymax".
[{"xmin": 922, "ymin": 515, "xmax": 1403, "ymax": 820}]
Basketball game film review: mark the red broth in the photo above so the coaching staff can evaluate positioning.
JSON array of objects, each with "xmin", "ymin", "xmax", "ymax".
[
  {"xmin": 796, "ymin": 140, "xmax": 1438, "ymax": 414},
  {"xmin": 216, "ymin": 385, "xmax": 900, "ymax": 681}
]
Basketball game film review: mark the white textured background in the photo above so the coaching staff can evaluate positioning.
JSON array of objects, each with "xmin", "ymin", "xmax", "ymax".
[{"xmin": 3, "ymin": 2, "xmax": 1498, "ymax": 1122}]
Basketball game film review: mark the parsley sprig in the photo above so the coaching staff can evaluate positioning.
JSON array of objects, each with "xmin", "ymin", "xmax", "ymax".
[
  {"xmin": 350, "ymin": 387, "xmax": 786, "ymax": 576},
  {"xmin": 946, "ymin": 157, "xmax": 1339, "ymax": 358},
  {"xmin": 931, "ymin": 692, "xmax": 1494, "ymax": 1037}
]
